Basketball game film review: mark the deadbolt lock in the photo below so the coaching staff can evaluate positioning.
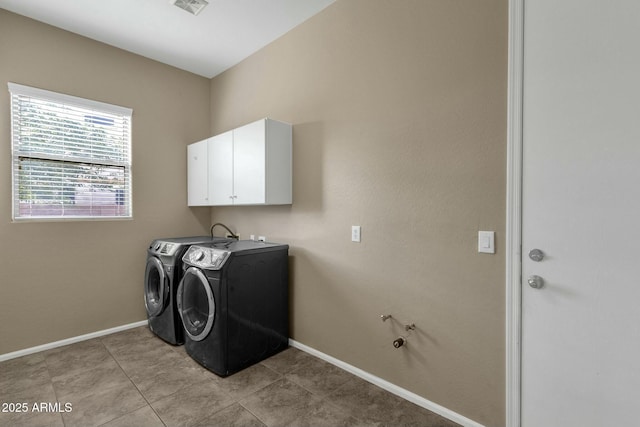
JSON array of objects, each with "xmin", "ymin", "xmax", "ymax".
[
  {"xmin": 527, "ymin": 275, "xmax": 545, "ymax": 289},
  {"xmin": 528, "ymin": 249, "xmax": 545, "ymax": 262}
]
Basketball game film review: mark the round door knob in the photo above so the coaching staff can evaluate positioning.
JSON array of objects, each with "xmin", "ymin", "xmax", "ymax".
[
  {"xmin": 529, "ymin": 249, "xmax": 545, "ymax": 262},
  {"xmin": 528, "ymin": 275, "xmax": 544, "ymax": 289}
]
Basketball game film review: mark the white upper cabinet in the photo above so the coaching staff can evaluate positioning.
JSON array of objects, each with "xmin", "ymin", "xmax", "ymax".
[{"xmin": 187, "ymin": 118, "xmax": 292, "ymax": 206}]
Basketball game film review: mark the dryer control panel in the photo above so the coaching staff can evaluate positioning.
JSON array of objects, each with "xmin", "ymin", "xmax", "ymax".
[{"xmin": 182, "ymin": 245, "xmax": 230, "ymax": 270}]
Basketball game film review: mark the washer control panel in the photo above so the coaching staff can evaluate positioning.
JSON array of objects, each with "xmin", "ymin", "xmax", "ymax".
[
  {"xmin": 182, "ymin": 246, "xmax": 230, "ymax": 270},
  {"xmin": 149, "ymin": 240, "xmax": 179, "ymax": 256}
]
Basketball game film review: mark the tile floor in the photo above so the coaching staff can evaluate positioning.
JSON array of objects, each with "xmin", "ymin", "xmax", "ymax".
[{"xmin": 0, "ymin": 326, "xmax": 460, "ymax": 427}]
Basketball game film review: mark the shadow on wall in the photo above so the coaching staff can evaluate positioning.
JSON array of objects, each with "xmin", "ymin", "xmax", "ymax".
[
  {"xmin": 287, "ymin": 246, "xmax": 438, "ymax": 372},
  {"xmin": 189, "ymin": 205, "xmax": 214, "ymax": 232},
  {"xmin": 292, "ymin": 121, "xmax": 325, "ymax": 213}
]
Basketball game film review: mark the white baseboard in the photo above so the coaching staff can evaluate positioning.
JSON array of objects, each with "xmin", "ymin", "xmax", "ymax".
[
  {"xmin": 289, "ymin": 339, "xmax": 485, "ymax": 427},
  {"xmin": 0, "ymin": 320, "xmax": 148, "ymax": 362}
]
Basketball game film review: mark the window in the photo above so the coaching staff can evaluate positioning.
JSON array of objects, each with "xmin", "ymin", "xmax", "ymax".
[{"xmin": 8, "ymin": 83, "xmax": 132, "ymax": 220}]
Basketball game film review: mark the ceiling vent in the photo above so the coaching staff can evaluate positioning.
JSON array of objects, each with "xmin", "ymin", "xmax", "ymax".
[{"xmin": 170, "ymin": 0, "xmax": 209, "ymax": 16}]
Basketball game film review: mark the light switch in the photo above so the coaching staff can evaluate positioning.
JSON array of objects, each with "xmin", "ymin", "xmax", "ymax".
[
  {"xmin": 478, "ymin": 231, "xmax": 495, "ymax": 254},
  {"xmin": 351, "ymin": 225, "xmax": 361, "ymax": 242}
]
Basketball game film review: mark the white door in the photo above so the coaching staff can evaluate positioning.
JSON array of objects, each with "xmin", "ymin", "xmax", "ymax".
[{"xmin": 521, "ymin": 1, "xmax": 640, "ymax": 426}]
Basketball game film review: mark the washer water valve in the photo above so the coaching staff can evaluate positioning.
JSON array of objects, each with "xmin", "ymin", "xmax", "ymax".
[{"xmin": 380, "ymin": 314, "xmax": 416, "ymax": 349}]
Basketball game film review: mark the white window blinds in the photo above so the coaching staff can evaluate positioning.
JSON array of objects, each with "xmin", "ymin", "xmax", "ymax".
[{"xmin": 8, "ymin": 83, "xmax": 132, "ymax": 220}]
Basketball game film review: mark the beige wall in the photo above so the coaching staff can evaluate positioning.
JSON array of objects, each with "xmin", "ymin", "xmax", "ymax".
[
  {"xmin": 209, "ymin": 1, "xmax": 507, "ymax": 425},
  {"xmin": 0, "ymin": 10, "xmax": 211, "ymax": 353},
  {"xmin": 1, "ymin": 1, "xmax": 508, "ymax": 425}
]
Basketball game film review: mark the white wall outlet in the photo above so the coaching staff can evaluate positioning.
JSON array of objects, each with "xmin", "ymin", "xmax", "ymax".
[
  {"xmin": 258, "ymin": 236, "xmax": 266, "ymax": 242},
  {"xmin": 351, "ymin": 225, "xmax": 361, "ymax": 243},
  {"xmin": 249, "ymin": 234, "xmax": 255, "ymax": 241},
  {"xmin": 478, "ymin": 231, "xmax": 495, "ymax": 254}
]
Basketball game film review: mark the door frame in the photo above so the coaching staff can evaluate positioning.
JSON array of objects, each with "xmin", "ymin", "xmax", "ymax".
[{"xmin": 505, "ymin": 0, "xmax": 524, "ymax": 426}]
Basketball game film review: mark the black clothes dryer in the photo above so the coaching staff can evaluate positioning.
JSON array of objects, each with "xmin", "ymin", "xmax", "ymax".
[
  {"xmin": 177, "ymin": 240, "xmax": 289, "ymax": 376},
  {"xmin": 144, "ymin": 236, "xmax": 231, "ymax": 345}
]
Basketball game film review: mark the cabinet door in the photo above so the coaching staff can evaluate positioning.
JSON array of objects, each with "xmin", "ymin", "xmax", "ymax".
[
  {"xmin": 233, "ymin": 120, "xmax": 265, "ymax": 204},
  {"xmin": 187, "ymin": 139, "xmax": 209, "ymax": 206},
  {"xmin": 208, "ymin": 130, "xmax": 234, "ymax": 205}
]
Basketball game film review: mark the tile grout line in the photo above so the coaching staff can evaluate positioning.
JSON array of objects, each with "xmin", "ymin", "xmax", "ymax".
[
  {"xmin": 238, "ymin": 401, "xmax": 269, "ymax": 427},
  {"xmin": 280, "ymin": 368, "xmax": 355, "ymax": 420},
  {"xmin": 40, "ymin": 353, "xmax": 67, "ymax": 427},
  {"xmin": 99, "ymin": 331, "xmax": 271, "ymax": 427},
  {"xmin": 5, "ymin": 331, "xmax": 455, "ymax": 427},
  {"xmin": 98, "ymin": 337, "xmax": 167, "ymax": 427}
]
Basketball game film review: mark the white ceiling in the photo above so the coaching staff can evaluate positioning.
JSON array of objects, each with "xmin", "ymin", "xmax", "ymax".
[{"xmin": 0, "ymin": 0, "xmax": 335, "ymax": 78}]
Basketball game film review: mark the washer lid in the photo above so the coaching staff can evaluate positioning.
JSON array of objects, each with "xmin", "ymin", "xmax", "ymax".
[{"xmin": 182, "ymin": 245, "xmax": 230, "ymax": 270}]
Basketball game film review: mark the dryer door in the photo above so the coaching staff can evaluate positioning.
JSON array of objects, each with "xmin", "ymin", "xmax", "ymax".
[
  {"xmin": 177, "ymin": 267, "xmax": 215, "ymax": 342},
  {"xmin": 144, "ymin": 257, "xmax": 168, "ymax": 317}
]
